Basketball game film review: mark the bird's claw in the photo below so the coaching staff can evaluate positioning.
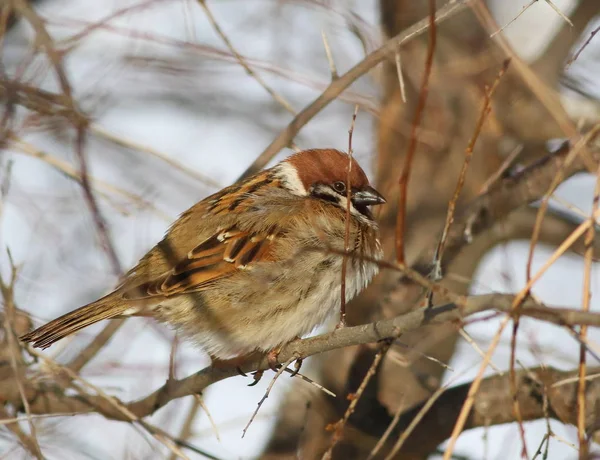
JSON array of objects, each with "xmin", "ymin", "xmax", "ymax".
[
  {"xmin": 289, "ymin": 357, "xmax": 303, "ymax": 377},
  {"xmin": 248, "ymin": 370, "xmax": 264, "ymax": 386}
]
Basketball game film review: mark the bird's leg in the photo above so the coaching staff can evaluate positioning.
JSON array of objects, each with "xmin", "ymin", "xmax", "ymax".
[
  {"xmin": 266, "ymin": 348, "xmax": 281, "ymax": 371},
  {"xmin": 267, "ymin": 336, "xmax": 304, "ymax": 376},
  {"xmin": 335, "ymin": 318, "xmax": 346, "ymax": 329}
]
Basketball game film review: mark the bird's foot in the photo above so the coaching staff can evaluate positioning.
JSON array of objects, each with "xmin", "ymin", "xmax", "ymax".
[
  {"xmin": 289, "ymin": 357, "xmax": 303, "ymax": 377},
  {"xmin": 266, "ymin": 347, "xmax": 281, "ymax": 371},
  {"xmin": 248, "ymin": 370, "xmax": 264, "ymax": 386}
]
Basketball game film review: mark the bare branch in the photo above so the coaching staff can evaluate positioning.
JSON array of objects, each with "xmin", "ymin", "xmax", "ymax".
[{"xmin": 238, "ymin": 0, "xmax": 469, "ymax": 180}]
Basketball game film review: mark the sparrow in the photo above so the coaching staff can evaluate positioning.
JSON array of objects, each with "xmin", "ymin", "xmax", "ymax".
[{"xmin": 20, "ymin": 149, "xmax": 385, "ymax": 365}]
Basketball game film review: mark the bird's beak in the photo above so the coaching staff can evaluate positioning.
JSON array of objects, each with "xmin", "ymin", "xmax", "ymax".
[{"xmin": 352, "ymin": 186, "xmax": 386, "ymax": 206}]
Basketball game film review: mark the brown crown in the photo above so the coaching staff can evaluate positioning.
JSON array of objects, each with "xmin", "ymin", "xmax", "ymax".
[{"xmin": 286, "ymin": 149, "xmax": 370, "ymax": 190}]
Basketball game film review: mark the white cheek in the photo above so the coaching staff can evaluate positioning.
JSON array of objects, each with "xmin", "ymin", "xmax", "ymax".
[
  {"xmin": 337, "ymin": 195, "xmax": 367, "ymax": 221},
  {"xmin": 276, "ymin": 162, "xmax": 307, "ymax": 196}
]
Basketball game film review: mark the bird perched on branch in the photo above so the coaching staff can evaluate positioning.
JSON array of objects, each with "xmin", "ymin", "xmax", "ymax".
[{"xmin": 21, "ymin": 149, "xmax": 385, "ymax": 367}]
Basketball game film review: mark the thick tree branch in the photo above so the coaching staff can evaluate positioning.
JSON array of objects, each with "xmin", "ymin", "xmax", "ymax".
[
  {"xmin": 414, "ymin": 139, "xmax": 600, "ymax": 273},
  {"xmin": 4, "ymin": 294, "xmax": 600, "ymax": 425},
  {"xmin": 342, "ymin": 365, "xmax": 600, "ymax": 458}
]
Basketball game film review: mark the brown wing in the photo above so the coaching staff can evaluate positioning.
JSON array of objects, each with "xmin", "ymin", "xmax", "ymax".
[{"xmin": 122, "ymin": 226, "xmax": 276, "ymax": 300}]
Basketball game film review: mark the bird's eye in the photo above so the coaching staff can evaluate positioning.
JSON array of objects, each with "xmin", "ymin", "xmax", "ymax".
[{"xmin": 333, "ymin": 181, "xmax": 346, "ymax": 193}]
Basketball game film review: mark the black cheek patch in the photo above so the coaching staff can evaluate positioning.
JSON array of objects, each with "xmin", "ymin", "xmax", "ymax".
[{"xmin": 311, "ymin": 190, "xmax": 339, "ymax": 205}]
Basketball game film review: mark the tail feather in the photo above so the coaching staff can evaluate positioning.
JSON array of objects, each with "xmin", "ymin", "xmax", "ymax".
[{"xmin": 20, "ymin": 297, "xmax": 133, "ymax": 349}]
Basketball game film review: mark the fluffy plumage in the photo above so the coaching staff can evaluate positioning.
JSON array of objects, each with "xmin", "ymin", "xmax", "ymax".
[{"xmin": 21, "ymin": 149, "xmax": 385, "ymax": 359}]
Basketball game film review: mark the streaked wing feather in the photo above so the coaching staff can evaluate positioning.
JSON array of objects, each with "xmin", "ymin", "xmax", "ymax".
[{"xmin": 123, "ymin": 226, "xmax": 275, "ymax": 299}]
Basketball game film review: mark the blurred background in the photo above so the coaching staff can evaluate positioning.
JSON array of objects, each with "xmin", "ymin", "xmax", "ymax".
[{"xmin": 2, "ymin": 0, "xmax": 600, "ymax": 458}]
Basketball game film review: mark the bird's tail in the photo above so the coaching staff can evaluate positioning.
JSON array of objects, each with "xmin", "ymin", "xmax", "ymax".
[{"xmin": 20, "ymin": 295, "xmax": 135, "ymax": 349}]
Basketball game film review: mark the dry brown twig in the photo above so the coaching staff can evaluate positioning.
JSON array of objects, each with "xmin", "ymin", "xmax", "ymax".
[
  {"xmin": 10, "ymin": 293, "xmax": 600, "ymax": 422},
  {"xmin": 478, "ymin": 143, "xmax": 523, "ymax": 194},
  {"xmin": 196, "ymin": 0, "xmax": 296, "ymax": 115},
  {"xmin": 321, "ymin": 30, "xmax": 339, "ymax": 80},
  {"xmin": 395, "ymin": 0, "xmax": 436, "ymax": 265},
  {"xmin": 366, "ymin": 392, "xmax": 406, "ymax": 460},
  {"xmin": 11, "ymin": 1, "xmax": 123, "ymax": 281},
  {"xmin": 168, "ymin": 397, "xmax": 202, "ymax": 460},
  {"xmin": 322, "ymin": 342, "xmax": 390, "ymax": 460},
  {"xmin": 443, "ymin": 205, "xmax": 600, "ymax": 460},
  {"xmin": 474, "ymin": 1, "xmax": 582, "ymax": 144},
  {"xmin": 390, "ymin": 339, "xmax": 454, "ymax": 372},
  {"xmin": 8, "ymin": 135, "xmax": 167, "ymax": 217},
  {"xmin": 25, "ymin": 346, "xmax": 196, "ymax": 459},
  {"xmin": 566, "ymin": 24, "xmax": 600, "ymax": 68},
  {"xmin": 509, "ymin": 126, "xmax": 600, "ymax": 457},
  {"xmin": 491, "ymin": 0, "xmax": 572, "ymax": 39},
  {"xmin": 527, "ymin": 124, "xmax": 600, "ymax": 286},
  {"xmin": 577, "ymin": 164, "xmax": 600, "ymax": 457},
  {"xmin": 340, "ymin": 104, "xmax": 359, "ymax": 327},
  {"xmin": 394, "ymin": 47, "xmax": 407, "ymax": 103},
  {"xmin": 431, "ymin": 59, "xmax": 510, "ymax": 282},
  {"xmin": 0, "ymin": 255, "xmax": 43, "ymax": 459},
  {"xmin": 239, "ymin": 0, "xmax": 469, "ymax": 180},
  {"xmin": 90, "ymin": 124, "xmax": 221, "ymax": 189},
  {"xmin": 385, "ymin": 368, "xmax": 470, "ymax": 460},
  {"xmin": 242, "ymin": 357, "xmax": 297, "ymax": 439}
]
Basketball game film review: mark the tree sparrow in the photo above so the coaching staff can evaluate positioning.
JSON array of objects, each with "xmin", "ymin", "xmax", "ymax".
[{"xmin": 21, "ymin": 149, "xmax": 385, "ymax": 363}]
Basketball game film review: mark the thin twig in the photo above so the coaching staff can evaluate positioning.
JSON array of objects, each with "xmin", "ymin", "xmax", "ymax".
[
  {"xmin": 169, "ymin": 333, "xmax": 179, "ymax": 383},
  {"xmin": 242, "ymin": 357, "xmax": 296, "ymax": 438},
  {"xmin": 282, "ymin": 367, "xmax": 336, "ymax": 398},
  {"xmin": 10, "ymin": 132, "xmax": 165, "ymax": 216},
  {"xmin": 443, "ymin": 316, "xmax": 510, "ymax": 460},
  {"xmin": 476, "ymin": 1, "xmax": 582, "ymax": 143},
  {"xmin": 90, "ymin": 124, "xmax": 220, "ymax": 188},
  {"xmin": 9, "ymin": 294, "xmax": 600, "ymax": 424},
  {"xmin": 430, "ymin": 59, "xmax": 510, "ymax": 284},
  {"xmin": 11, "ymin": 0, "xmax": 74, "ymax": 106},
  {"xmin": 168, "ymin": 397, "xmax": 203, "ymax": 460},
  {"xmin": 0, "ymin": 258, "xmax": 43, "ymax": 459},
  {"xmin": 396, "ymin": 0, "xmax": 437, "ymax": 264},
  {"xmin": 458, "ymin": 328, "xmax": 502, "ymax": 374},
  {"xmin": 526, "ymin": 124, "xmax": 600, "ymax": 292},
  {"xmin": 544, "ymin": 0, "xmax": 573, "ymax": 27},
  {"xmin": 195, "ymin": 394, "xmax": 221, "ymax": 442},
  {"xmin": 322, "ymin": 343, "xmax": 390, "ymax": 459},
  {"xmin": 26, "ymin": 347, "xmax": 194, "ymax": 459},
  {"xmin": 390, "ymin": 341, "xmax": 453, "ymax": 371},
  {"xmin": 73, "ymin": 116, "xmax": 122, "ymax": 274},
  {"xmin": 443, "ymin": 207, "xmax": 600, "ymax": 460},
  {"xmin": 510, "ymin": 316, "xmax": 530, "ymax": 459},
  {"xmin": 478, "ymin": 144, "xmax": 523, "ymax": 194},
  {"xmin": 577, "ymin": 164, "xmax": 600, "ymax": 458},
  {"xmin": 11, "ymin": 4, "xmax": 122, "ymax": 280},
  {"xmin": 321, "ymin": 30, "xmax": 339, "ymax": 80},
  {"xmin": 490, "ymin": 0, "xmax": 537, "ymax": 38},
  {"xmin": 339, "ymin": 105, "xmax": 359, "ymax": 327},
  {"xmin": 394, "ymin": 47, "xmax": 406, "ymax": 103},
  {"xmin": 0, "ymin": 412, "xmax": 80, "ymax": 425},
  {"xmin": 196, "ymin": 0, "xmax": 296, "ymax": 115},
  {"xmin": 367, "ymin": 393, "xmax": 406, "ymax": 460},
  {"xmin": 552, "ymin": 372, "xmax": 600, "ymax": 388},
  {"xmin": 238, "ymin": 0, "xmax": 469, "ymax": 180},
  {"xmin": 0, "ymin": 406, "xmax": 42, "ymax": 459},
  {"xmin": 519, "ymin": 129, "xmax": 600, "ymax": 419},
  {"xmin": 385, "ymin": 370, "xmax": 467, "ymax": 459},
  {"xmin": 566, "ymin": 24, "xmax": 600, "ymax": 68}
]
